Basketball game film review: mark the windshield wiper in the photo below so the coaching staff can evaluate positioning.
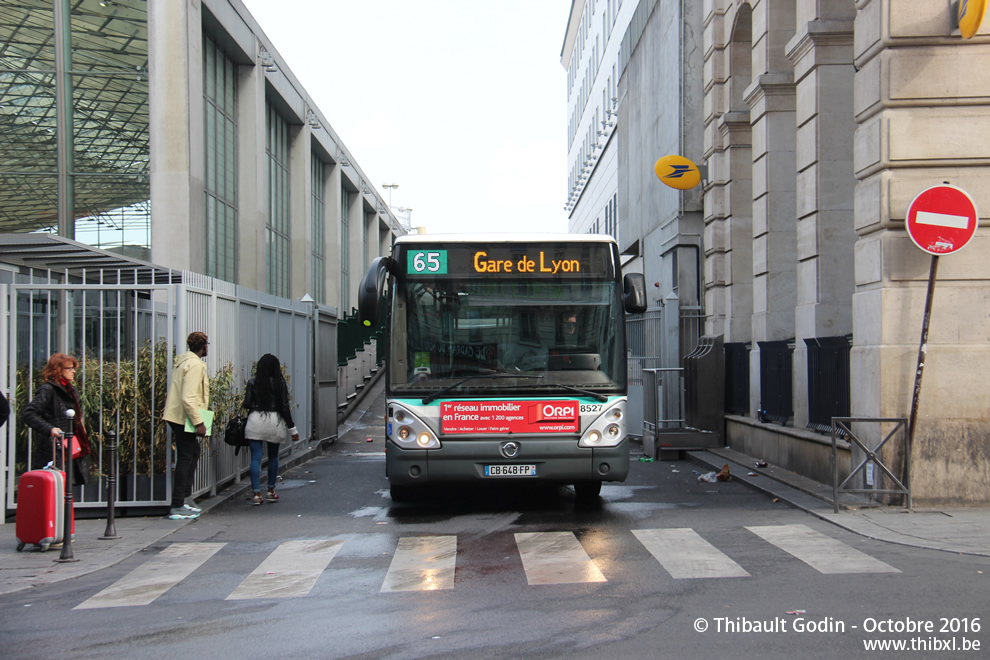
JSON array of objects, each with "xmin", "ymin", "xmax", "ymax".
[
  {"xmin": 421, "ymin": 373, "xmax": 543, "ymax": 405},
  {"xmin": 541, "ymin": 383, "xmax": 608, "ymax": 402}
]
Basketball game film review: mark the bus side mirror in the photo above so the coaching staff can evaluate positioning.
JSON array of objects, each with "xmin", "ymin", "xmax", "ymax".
[
  {"xmin": 622, "ymin": 273, "xmax": 647, "ymax": 313},
  {"xmin": 358, "ymin": 256, "xmax": 390, "ymax": 326}
]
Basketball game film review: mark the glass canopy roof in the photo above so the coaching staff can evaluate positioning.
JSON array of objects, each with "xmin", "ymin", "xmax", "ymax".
[{"xmin": 0, "ymin": 0, "xmax": 149, "ymax": 240}]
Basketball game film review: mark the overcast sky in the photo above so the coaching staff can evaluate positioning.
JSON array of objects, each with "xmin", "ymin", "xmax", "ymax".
[{"xmin": 240, "ymin": 0, "xmax": 571, "ymax": 235}]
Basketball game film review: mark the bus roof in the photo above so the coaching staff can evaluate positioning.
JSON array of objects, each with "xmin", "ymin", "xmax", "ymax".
[{"xmin": 394, "ymin": 233, "xmax": 618, "ymax": 245}]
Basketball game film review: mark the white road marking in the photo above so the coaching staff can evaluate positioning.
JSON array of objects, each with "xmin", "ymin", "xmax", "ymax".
[
  {"xmin": 380, "ymin": 535, "xmax": 457, "ymax": 592},
  {"xmin": 514, "ymin": 531, "xmax": 606, "ymax": 585},
  {"xmin": 747, "ymin": 524, "xmax": 900, "ymax": 574},
  {"xmin": 74, "ymin": 543, "xmax": 226, "ymax": 609},
  {"xmin": 633, "ymin": 528, "xmax": 750, "ymax": 578},
  {"xmin": 227, "ymin": 539, "xmax": 345, "ymax": 600}
]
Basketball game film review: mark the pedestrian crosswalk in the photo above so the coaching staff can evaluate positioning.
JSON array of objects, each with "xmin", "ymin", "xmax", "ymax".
[
  {"xmin": 227, "ymin": 539, "xmax": 345, "ymax": 600},
  {"xmin": 72, "ymin": 523, "xmax": 899, "ymax": 609},
  {"xmin": 381, "ymin": 535, "xmax": 457, "ymax": 592},
  {"xmin": 632, "ymin": 528, "xmax": 750, "ymax": 579},
  {"xmin": 74, "ymin": 543, "xmax": 225, "ymax": 609}
]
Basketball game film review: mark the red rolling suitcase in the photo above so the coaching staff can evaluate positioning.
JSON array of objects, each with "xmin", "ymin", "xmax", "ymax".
[{"xmin": 15, "ymin": 441, "xmax": 76, "ymax": 553}]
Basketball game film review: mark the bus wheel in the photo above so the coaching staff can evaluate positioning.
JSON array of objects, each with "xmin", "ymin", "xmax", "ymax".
[
  {"xmin": 574, "ymin": 481, "xmax": 602, "ymax": 499},
  {"xmin": 390, "ymin": 485, "xmax": 414, "ymax": 503}
]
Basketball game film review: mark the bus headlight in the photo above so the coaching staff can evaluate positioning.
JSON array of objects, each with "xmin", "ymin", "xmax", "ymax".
[
  {"xmin": 389, "ymin": 405, "xmax": 441, "ymax": 449},
  {"xmin": 578, "ymin": 400, "xmax": 626, "ymax": 448}
]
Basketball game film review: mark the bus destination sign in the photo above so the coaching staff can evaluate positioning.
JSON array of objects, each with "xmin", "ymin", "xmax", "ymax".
[
  {"xmin": 404, "ymin": 244, "xmax": 612, "ymax": 279},
  {"xmin": 441, "ymin": 400, "xmax": 580, "ymax": 434}
]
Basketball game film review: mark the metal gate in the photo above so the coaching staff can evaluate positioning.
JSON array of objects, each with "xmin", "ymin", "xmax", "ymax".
[
  {"xmin": 627, "ymin": 305, "xmax": 703, "ymax": 438},
  {"xmin": 2, "ymin": 265, "xmax": 329, "ymax": 515}
]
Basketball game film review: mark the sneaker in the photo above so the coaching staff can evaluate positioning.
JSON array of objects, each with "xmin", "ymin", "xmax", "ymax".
[
  {"xmin": 266, "ymin": 488, "xmax": 279, "ymax": 503},
  {"xmin": 252, "ymin": 492, "xmax": 264, "ymax": 506},
  {"xmin": 183, "ymin": 503, "xmax": 202, "ymax": 514},
  {"xmin": 168, "ymin": 507, "xmax": 199, "ymax": 520}
]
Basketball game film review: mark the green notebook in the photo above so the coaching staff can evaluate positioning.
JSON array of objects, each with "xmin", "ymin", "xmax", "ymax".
[{"xmin": 184, "ymin": 409, "xmax": 214, "ymax": 435}]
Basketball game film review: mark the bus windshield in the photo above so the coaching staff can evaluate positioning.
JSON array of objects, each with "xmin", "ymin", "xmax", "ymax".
[{"xmin": 388, "ymin": 242, "xmax": 626, "ymax": 397}]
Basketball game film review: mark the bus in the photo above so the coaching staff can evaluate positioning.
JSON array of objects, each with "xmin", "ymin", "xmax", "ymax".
[{"xmin": 358, "ymin": 234, "xmax": 647, "ymax": 501}]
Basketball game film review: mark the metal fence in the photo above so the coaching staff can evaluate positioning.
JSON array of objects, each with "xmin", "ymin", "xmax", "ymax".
[
  {"xmin": 724, "ymin": 342, "xmax": 750, "ymax": 415},
  {"xmin": 805, "ymin": 335, "xmax": 851, "ymax": 434},
  {"xmin": 2, "ymin": 268, "xmax": 331, "ymax": 514},
  {"xmin": 831, "ymin": 417, "xmax": 911, "ymax": 512},
  {"xmin": 758, "ymin": 340, "xmax": 793, "ymax": 424},
  {"xmin": 627, "ymin": 305, "xmax": 702, "ymax": 435}
]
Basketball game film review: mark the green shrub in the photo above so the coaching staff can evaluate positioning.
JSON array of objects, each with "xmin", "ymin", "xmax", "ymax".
[{"xmin": 14, "ymin": 339, "xmax": 239, "ymax": 478}]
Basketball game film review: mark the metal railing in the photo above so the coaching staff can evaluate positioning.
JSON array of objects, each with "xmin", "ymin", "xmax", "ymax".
[
  {"xmin": 805, "ymin": 336, "xmax": 851, "ymax": 433},
  {"xmin": 642, "ymin": 367, "xmax": 685, "ymax": 437},
  {"xmin": 831, "ymin": 417, "xmax": 911, "ymax": 513},
  {"xmin": 724, "ymin": 342, "xmax": 750, "ymax": 415},
  {"xmin": 758, "ymin": 340, "xmax": 793, "ymax": 424},
  {"xmin": 3, "ymin": 269, "xmax": 327, "ymax": 513}
]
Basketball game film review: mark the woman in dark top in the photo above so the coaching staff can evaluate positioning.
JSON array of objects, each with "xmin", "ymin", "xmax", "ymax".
[
  {"xmin": 243, "ymin": 354, "xmax": 298, "ymax": 505},
  {"xmin": 23, "ymin": 353, "xmax": 92, "ymax": 485}
]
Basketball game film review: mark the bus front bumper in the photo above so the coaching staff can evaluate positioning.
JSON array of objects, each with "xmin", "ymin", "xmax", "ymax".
[{"xmin": 385, "ymin": 437, "xmax": 630, "ymax": 486}]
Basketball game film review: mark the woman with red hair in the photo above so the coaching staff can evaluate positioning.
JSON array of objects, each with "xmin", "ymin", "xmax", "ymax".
[{"xmin": 23, "ymin": 353, "xmax": 93, "ymax": 485}]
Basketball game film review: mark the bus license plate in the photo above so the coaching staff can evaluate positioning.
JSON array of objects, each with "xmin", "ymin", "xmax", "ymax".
[{"xmin": 485, "ymin": 464, "xmax": 537, "ymax": 477}]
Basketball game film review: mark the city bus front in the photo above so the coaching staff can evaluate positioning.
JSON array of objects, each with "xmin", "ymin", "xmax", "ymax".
[{"xmin": 361, "ymin": 235, "xmax": 647, "ymax": 501}]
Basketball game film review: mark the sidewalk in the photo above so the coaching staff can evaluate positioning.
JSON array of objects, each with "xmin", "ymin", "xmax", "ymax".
[
  {"xmin": 0, "ymin": 374, "xmax": 389, "ymax": 597},
  {"xmin": 0, "ymin": 444, "xmax": 322, "ymax": 597},
  {"xmin": 689, "ymin": 446, "xmax": 990, "ymax": 558}
]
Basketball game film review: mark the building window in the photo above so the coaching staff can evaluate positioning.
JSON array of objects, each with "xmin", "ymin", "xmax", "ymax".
[
  {"xmin": 203, "ymin": 35, "xmax": 238, "ymax": 282},
  {"xmin": 311, "ymin": 156, "xmax": 326, "ymax": 304},
  {"xmin": 266, "ymin": 104, "xmax": 290, "ymax": 297},
  {"xmin": 340, "ymin": 190, "xmax": 350, "ymax": 313}
]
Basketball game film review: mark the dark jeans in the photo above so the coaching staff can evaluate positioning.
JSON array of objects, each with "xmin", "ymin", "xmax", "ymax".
[
  {"xmin": 248, "ymin": 440, "xmax": 280, "ymax": 492},
  {"xmin": 168, "ymin": 422, "xmax": 201, "ymax": 508}
]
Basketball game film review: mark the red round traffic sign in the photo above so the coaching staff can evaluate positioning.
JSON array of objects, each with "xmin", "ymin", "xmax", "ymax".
[{"xmin": 905, "ymin": 184, "xmax": 979, "ymax": 255}]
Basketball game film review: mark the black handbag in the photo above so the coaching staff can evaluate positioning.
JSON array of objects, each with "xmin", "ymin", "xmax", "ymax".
[{"xmin": 223, "ymin": 414, "xmax": 249, "ymax": 454}]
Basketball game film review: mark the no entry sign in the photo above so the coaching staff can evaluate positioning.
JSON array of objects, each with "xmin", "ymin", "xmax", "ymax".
[{"xmin": 905, "ymin": 184, "xmax": 979, "ymax": 255}]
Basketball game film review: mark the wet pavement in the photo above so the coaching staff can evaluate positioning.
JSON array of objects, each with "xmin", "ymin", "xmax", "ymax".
[{"xmin": 1, "ymin": 373, "xmax": 986, "ymax": 596}]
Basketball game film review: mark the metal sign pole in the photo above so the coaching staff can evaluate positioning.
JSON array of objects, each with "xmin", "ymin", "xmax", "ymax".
[{"xmin": 906, "ymin": 255, "xmax": 939, "ymax": 482}]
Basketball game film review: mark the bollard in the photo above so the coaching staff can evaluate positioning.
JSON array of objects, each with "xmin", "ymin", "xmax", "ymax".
[
  {"xmin": 100, "ymin": 430, "xmax": 120, "ymax": 540},
  {"xmin": 56, "ymin": 409, "xmax": 79, "ymax": 563}
]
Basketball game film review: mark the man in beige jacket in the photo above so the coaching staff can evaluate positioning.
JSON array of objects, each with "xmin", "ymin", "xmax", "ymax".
[{"xmin": 163, "ymin": 331, "xmax": 210, "ymax": 520}]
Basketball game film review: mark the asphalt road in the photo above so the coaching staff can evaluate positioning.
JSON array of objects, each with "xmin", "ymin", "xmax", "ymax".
[{"xmin": 1, "ymin": 447, "xmax": 987, "ymax": 659}]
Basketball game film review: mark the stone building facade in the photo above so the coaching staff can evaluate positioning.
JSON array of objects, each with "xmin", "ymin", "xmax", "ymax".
[
  {"xmin": 703, "ymin": 0, "xmax": 988, "ymax": 505},
  {"xmin": 619, "ymin": 0, "xmax": 987, "ymax": 504}
]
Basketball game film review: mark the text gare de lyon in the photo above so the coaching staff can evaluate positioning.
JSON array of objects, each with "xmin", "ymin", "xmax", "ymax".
[{"xmin": 473, "ymin": 251, "xmax": 581, "ymax": 275}]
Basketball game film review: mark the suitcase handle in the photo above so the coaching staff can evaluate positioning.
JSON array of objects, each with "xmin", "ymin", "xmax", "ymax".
[{"xmin": 49, "ymin": 421, "xmax": 70, "ymax": 472}]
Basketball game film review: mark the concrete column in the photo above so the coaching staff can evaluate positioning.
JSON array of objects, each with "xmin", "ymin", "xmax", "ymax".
[
  {"xmin": 703, "ymin": 3, "xmax": 755, "ymax": 344},
  {"xmin": 149, "ymin": 0, "xmax": 205, "ymax": 271},
  {"xmin": 745, "ymin": 74, "xmax": 796, "ymax": 415},
  {"xmin": 237, "ymin": 47, "xmax": 265, "ymax": 292},
  {"xmin": 852, "ymin": 0, "xmax": 990, "ymax": 504},
  {"xmin": 719, "ymin": 113, "xmax": 754, "ymax": 344},
  {"xmin": 325, "ymin": 163, "xmax": 342, "ymax": 314},
  {"xmin": 786, "ymin": 5, "xmax": 856, "ymax": 428},
  {"xmin": 745, "ymin": 0, "xmax": 797, "ymax": 417},
  {"xmin": 289, "ymin": 122, "xmax": 310, "ymax": 300},
  {"xmin": 345, "ymin": 185, "xmax": 362, "ymax": 315}
]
